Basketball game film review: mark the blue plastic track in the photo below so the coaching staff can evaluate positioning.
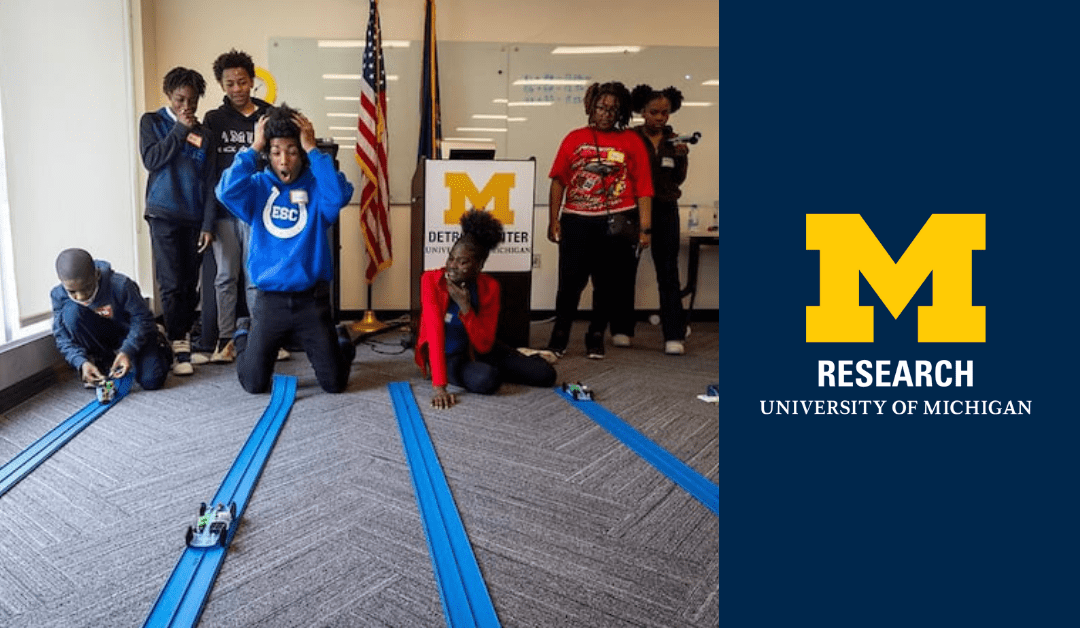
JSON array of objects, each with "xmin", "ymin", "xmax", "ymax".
[
  {"xmin": 143, "ymin": 374, "xmax": 297, "ymax": 628},
  {"xmin": 0, "ymin": 374, "xmax": 133, "ymax": 498},
  {"xmin": 555, "ymin": 387, "xmax": 720, "ymax": 516},
  {"xmin": 387, "ymin": 382, "xmax": 501, "ymax": 628}
]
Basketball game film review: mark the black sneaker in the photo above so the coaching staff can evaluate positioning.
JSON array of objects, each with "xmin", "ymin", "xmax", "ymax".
[
  {"xmin": 585, "ymin": 332, "xmax": 605, "ymax": 360},
  {"xmin": 547, "ymin": 328, "xmax": 569, "ymax": 358}
]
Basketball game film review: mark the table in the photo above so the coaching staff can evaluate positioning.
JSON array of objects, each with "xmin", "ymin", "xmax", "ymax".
[{"xmin": 680, "ymin": 230, "xmax": 720, "ymax": 323}]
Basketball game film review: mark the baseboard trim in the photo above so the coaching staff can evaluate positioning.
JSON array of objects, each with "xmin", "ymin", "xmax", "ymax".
[{"xmin": 0, "ymin": 364, "xmax": 68, "ymax": 414}]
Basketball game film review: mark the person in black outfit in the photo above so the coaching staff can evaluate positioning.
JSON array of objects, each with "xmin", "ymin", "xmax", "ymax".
[{"xmin": 631, "ymin": 84, "xmax": 691, "ymax": 355}]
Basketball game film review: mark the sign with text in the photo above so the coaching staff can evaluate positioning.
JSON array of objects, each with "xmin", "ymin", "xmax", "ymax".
[{"xmin": 422, "ymin": 160, "xmax": 535, "ymax": 272}]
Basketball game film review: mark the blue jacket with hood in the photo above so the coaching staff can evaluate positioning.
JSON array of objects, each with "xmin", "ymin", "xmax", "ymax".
[
  {"xmin": 215, "ymin": 146, "xmax": 354, "ymax": 292},
  {"xmin": 51, "ymin": 261, "xmax": 158, "ymax": 371}
]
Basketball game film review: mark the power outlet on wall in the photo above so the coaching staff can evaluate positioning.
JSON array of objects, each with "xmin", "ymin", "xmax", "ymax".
[{"xmin": 532, "ymin": 254, "xmax": 541, "ymax": 269}]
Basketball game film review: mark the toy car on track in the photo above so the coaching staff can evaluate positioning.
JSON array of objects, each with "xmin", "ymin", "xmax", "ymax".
[
  {"xmin": 561, "ymin": 382, "xmax": 593, "ymax": 401},
  {"xmin": 95, "ymin": 379, "xmax": 116, "ymax": 404},
  {"xmin": 186, "ymin": 502, "xmax": 236, "ymax": 548}
]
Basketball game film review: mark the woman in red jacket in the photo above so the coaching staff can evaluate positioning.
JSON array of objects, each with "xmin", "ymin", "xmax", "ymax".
[{"xmin": 416, "ymin": 210, "xmax": 557, "ymax": 409}]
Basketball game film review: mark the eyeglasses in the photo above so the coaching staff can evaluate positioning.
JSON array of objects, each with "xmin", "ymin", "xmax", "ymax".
[{"xmin": 594, "ymin": 105, "xmax": 617, "ymax": 115}]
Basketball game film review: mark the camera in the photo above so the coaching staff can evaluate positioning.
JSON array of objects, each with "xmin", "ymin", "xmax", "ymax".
[{"xmin": 667, "ymin": 132, "xmax": 701, "ymax": 145}]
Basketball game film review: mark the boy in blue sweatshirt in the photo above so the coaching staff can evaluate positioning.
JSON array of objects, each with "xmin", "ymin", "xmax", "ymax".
[
  {"xmin": 139, "ymin": 66, "xmax": 215, "ymax": 376},
  {"xmin": 51, "ymin": 248, "xmax": 171, "ymax": 391},
  {"xmin": 215, "ymin": 105, "xmax": 357, "ymax": 394}
]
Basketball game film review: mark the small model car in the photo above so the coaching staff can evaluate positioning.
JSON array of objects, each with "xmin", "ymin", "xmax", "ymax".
[
  {"xmin": 561, "ymin": 382, "xmax": 593, "ymax": 401},
  {"xmin": 186, "ymin": 502, "xmax": 236, "ymax": 549},
  {"xmin": 95, "ymin": 379, "xmax": 116, "ymax": 404}
]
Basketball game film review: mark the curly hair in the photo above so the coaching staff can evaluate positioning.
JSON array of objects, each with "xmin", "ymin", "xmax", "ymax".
[
  {"xmin": 212, "ymin": 49, "xmax": 256, "ymax": 83},
  {"xmin": 263, "ymin": 103, "xmax": 301, "ymax": 143},
  {"xmin": 456, "ymin": 209, "xmax": 504, "ymax": 263},
  {"xmin": 583, "ymin": 81, "xmax": 632, "ymax": 129},
  {"xmin": 630, "ymin": 84, "xmax": 684, "ymax": 114},
  {"xmin": 162, "ymin": 67, "xmax": 206, "ymax": 97}
]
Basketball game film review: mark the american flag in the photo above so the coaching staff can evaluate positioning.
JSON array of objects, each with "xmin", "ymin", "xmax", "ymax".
[{"xmin": 356, "ymin": 0, "xmax": 392, "ymax": 282}]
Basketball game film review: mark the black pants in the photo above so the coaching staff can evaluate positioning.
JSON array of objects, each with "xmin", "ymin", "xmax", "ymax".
[
  {"xmin": 147, "ymin": 217, "xmax": 202, "ymax": 342},
  {"xmin": 553, "ymin": 212, "xmax": 639, "ymax": 341},
  {"xmin": 446, "ymin": 341, "xmax": 557, "ymax": 394},
  {"xmin": 235, "ymin": 283, "xmax": 354, "ymax": 394},
  {"xmin": 650, "ymin": 200, "xmax": 686, "ymax": 341},
  {"xmin": 59, "ymin": 301, "xmax": 171, "ymax": 390}
]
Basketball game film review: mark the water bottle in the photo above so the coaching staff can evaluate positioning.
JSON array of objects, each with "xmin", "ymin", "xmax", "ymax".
[{"xmin": 687, "ymin": 205, "xmax": 700, "ymax": 232}]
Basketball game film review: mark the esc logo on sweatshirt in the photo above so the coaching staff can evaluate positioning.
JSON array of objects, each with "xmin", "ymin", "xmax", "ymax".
[{"xmin": 262, "ymin": 188, "xmax": 308, "ymax": 239}]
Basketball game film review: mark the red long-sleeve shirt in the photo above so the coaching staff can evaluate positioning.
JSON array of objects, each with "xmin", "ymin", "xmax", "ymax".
[{"xmin": 415, "ymin": 269, "xmax": 501, "ymax": 387}]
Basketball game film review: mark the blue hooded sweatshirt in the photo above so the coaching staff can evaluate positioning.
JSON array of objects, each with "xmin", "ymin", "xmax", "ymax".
[
  {"xmin": 215, "ymin": 146, "xmax": 354, "ymax": 292},
  {"xmin": 50, "ymin": 261, "xmax": 158, "ymax": 371}
]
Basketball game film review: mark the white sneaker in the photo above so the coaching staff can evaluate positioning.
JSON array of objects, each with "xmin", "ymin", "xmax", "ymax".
[
  {"xmin": 611, "ymin": 334, "xmax": 632, "ymax": 348},
  {"xmin": 171, "ymin": 338, "xmax": 195, "ymax": 375},
  {"xmin": 276, "ymin": 348, "xmax": 291, "ymax": 361},
  {"xmin": 189, "ymin": 352, "xmax": 210, "ymax": 365},
  {"xmin": 664, "ymin": 341, "xmax": 686, "ymax": 356}
]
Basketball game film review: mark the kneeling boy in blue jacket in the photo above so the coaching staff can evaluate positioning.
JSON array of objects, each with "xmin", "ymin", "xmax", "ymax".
[
  {"xmin": 52, "ymin": 248, "xmax": 171, "ymax": 391},
  {"xmin": 215, "ymin": 105, "xmax": 356, "ymax": 394}
]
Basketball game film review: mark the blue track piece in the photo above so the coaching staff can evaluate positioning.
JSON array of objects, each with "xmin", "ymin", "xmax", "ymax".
[
  {"xmin": 387, "ymin": 382, "xmax": 501, "ymax": 628},
  {"xmin": 555, "ymin": 387, "xmax": 720, "ymax": 516},
  {"xmin": 143, "ymin": 374, "xmax": 297, "ymax": 628},
  {"xmin": 0, "ymin": 374, "xmax": 133, "ymax": 498}
]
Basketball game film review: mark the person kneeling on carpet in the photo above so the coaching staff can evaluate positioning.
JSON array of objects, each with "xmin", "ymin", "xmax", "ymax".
[
  {"xmin": 51, "ymin": 248, "xmax": 171, "ymax": 391},
  {"xmin": 215, "ymin": 104, "xmax": 356, "ymax": 394},
  {"xmin": 416, "ymin": 209, "xmax": 557, "ymax": 409}
]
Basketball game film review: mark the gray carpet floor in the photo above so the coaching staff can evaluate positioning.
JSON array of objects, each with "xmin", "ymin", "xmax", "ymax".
[{"xmin": 0, "ymin": 320, "xmax": 718, "ymax": 627}]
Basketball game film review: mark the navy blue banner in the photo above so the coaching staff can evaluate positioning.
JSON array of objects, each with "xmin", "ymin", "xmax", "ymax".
[{"xmin": 721, "ymin": 4, "xmax": 1076, "ymax": 626}]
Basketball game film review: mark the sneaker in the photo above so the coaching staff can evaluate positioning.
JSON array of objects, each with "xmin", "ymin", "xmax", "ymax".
[
  {"xmin": 585, "ymin": 332, "xmax": 605, "ymax": 360},
  {"xmin": 518, "ymin": 347, "xmax": 559, "ymax": 364},
  {"xmin": 171, "ymin": 339, "xmax": 195, "ymax": 376},
  {"xmin": 664, "ymin": 340, "xmax": 686, "ymax": 355},
  {"xmin": 276, "ymin": 348, "xmax": 291, "ymax": 361},
  {"xmin": 210, "ymin": 338, "xmax": 236, "ymax": 363},
  {"xmin": 546, "ymin": 328, "xmax": 569, "ymax": 358},
  {"xmin": 544, "ymin": 328, "xmax": 570, "ymax": 356},
  {"xmin": 189, "ymin": 352, "xmax": 210, "ymax": 365},
  {"xmin": 611, "ymin": 334, "xmax": 632, "ymax": 348}
]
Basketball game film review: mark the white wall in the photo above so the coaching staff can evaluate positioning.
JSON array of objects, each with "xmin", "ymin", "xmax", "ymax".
[
  {"xmin": 142, "ymin": 0, "xmax": 720, "ymax": 312},
  {"xmin": 0, "ymin": 0, "xmax": 142, "ymax": 323}
]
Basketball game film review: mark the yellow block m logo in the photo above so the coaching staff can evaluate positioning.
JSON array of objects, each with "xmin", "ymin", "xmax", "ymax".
[
  {"xmin": 806, "ymin": 214, "xmax": 985, "ymax": 343},
  {"xmin": 444, "ymin": 172, "xmax": 516, "ymax": 225}
]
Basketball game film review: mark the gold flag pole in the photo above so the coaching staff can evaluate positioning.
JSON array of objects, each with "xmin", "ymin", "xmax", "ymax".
[{"xmin": 351, "ymin": 283, "xmax": 388, "ymax": 334}]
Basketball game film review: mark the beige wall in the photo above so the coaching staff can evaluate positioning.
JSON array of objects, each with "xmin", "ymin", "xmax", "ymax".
[{"xmin": 140, "ymin": 0, "xmax": 720, "ymax": 312}]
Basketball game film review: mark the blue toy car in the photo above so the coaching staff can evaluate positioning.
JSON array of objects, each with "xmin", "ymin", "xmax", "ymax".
[
  {"xmin": 561, "ymin": 382, "xmax": 593, "ymax": 401},
  {"xmin": 186, "ymin": 502, "xmax": 236, "ymax": 548}
]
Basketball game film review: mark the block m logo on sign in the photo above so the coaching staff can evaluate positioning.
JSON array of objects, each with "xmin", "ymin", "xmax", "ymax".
[
  {"xmin": 806, "ymin": 214, "xmax": 985, "ymax": 342},
  {"xmin": 444, "ymin": 172, "xmax": 516, "ymax": 225}
]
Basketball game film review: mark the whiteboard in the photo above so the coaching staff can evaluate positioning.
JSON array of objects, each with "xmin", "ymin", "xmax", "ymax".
[{"xmin": 269, "ymin": 39, "xmax": 718, "ymax": 208}]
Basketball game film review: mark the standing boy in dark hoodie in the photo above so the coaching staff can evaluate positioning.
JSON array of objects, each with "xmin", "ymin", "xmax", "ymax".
[
  {"xmin": 216, "ymin": 105, "xmax": 356, "ymax": 394},
  {"xmin": 51, "ymin": 248, "xmax": 171, "ymax": 391},
  {"xmin": 139, "ymin": 66, "xmax": 215, "ymax": 376},
  {"xmin": 201, "ymin": 49, "xmax": 274, "ymax": 363}
]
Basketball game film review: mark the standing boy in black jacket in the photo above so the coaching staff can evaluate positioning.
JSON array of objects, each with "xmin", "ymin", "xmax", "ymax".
[{"xmin": 202, "ymin": 49, "xmax": 282, "ymax": 363}]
